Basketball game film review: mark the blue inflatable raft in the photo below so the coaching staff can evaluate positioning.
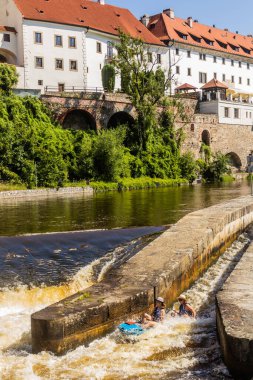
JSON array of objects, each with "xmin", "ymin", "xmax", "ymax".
[{"xmin": 118, "ymin": 322, "xmax": 144, "ymax": 336}]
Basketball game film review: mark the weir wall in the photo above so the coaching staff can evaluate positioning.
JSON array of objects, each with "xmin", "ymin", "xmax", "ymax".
[
  {"xmin": 216, "ymin": 239, "xmax": 253, "ymax": 379},
  {"xmin": 32, "ymin": 196, "xmax": 253, "ymax": 354}
]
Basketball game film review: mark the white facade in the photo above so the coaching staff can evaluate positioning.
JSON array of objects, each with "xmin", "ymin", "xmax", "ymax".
[
  {"xmin": 170, "ymin": 43, "xmax": 253, "ymax": 95},
  {"xmin": 0, "ymin": 0, "xmax": 168, "ymax": 93},
  {"xmin": 199, "ymin": 99, "xmax": 253, "ymax": 126}
]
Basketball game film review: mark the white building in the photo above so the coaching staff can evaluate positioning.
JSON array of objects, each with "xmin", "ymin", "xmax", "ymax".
[
  {"xmin": 0, "ymin": 0, "xmax": 167, "ymax": 93},
  {"xmin": 144, "ymin": 9, "xmax": 253, "ymax": 97}
]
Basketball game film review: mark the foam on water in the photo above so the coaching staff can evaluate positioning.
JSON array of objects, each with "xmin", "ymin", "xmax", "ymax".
[{"xmin": 0, "ymin": 234, "xmax": 249, "ymax": 379}]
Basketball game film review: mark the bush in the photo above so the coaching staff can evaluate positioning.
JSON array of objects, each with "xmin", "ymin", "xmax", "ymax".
[
  {"xmin": 92, "ymin": 128, "xmax": 133, "ymax": 181},
  {"xmin": 179, "ymin": 152, "xmax": 198, "ymax": 184},
  {"xmin": 0, "ymin": 63, "xmax": 18, "ymax": 93}
]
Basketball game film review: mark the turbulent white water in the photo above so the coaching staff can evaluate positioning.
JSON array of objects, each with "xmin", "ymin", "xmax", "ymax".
[{"xmin": 0, "ymin": 233, "xmax": 249, "ymax": 379}]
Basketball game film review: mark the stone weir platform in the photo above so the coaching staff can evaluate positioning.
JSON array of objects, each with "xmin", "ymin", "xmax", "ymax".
[
  {"xmin": 216, "ymin": 238, "xmax": 253, "ymax": 379},
  {"xmin": 32, "ymin": 196, "xmax": 253, "ymax": 355}
]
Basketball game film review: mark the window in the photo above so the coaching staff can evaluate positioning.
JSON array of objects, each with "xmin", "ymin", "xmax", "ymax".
[
  {"xmin": 176, "ymin": 66, "xmax": 180, "ymax": 74},
  {"xmin": 96, "ymin": 42, "xmax": 102, "ymax": 53},
  {"xmin": 231, "ymin": 59, "xmax": 234, "ymax": 66},
  {"xmin": 213, "ymin": 72, "xmax": 217, "ymax": 79},
  {"xmin": 213, "ymin": 56, "xmax": 217, "ymax": 63},
  {"xmin": 239, "ymin": 77, "xmax": 242, "ymax": 84},
  {"xmin": 34, "ymin": 32, "xmax": 42, "ymax": 44},
  {"xmin": 107, "ymin": 41, "xmax": 113, "ymax": 58},
  {"xmin": 222, "ymin": 58, "xmax": 225, "ymax": 65},
  {"xmin": 234, "ymin": 108, "xmax": 239, "ymax": 118},
  {"xmin": 38, "ymin": 80, "xmax": 43, "ymax": 86},
  {"xmin": 239, "ymin": 61, "xmax": 242, "ymax": 68},
  {"xmin": 247, "ymin": 63, "xmax": 250, "ymax": 70},
  {"xmin": 70, "ymin": 60, "xmax": 77, "ymax": 71},
  {"xmin": 199, "ymin": 72, "xmax": 207, "ymax": 83},
  {"xmin": 176, "ymin": 48, "xmax": 179, "ymax": 55},
  {"xmin": 224, "ymin": 107, "xmax": 229, "ymax": 118},
  {"xmin": 35, "ymin": 57, "xmax": 43, "ymax": 68},
  {"xmin": 187, "ymin": 50, "xmax": 191, "ymax": 58},
  {"xmin": 55, "ymin": 58, "xmax": 63, "ymax": 70},
  {"xmin": 246, "ymin": 112, "xmax": 248, "ymax": 118},
  {"xmin": 157, "ymin": 54, "xmax": 161, "ymax": 64},
  {"xmin": 58, "ymin": 83, "xmax": 65, "ymax": 92},
  {"xmin": 231, "ymin": 75, "xmax": 234, "ymax": 83},
  {"xmin": 222, "ymin": 74, "xmax": 226, "ymax": 82},
  {"xmin": 147, "ymin": 52, "xmax": 153, "ymax": 63},
  {"xmin": 69, "ymin": 37, "xmax": 76, "ymax": 48},
  {"xmin": 187, "ymin": 68, "xmax": 191, "ymax": 76},
  {"xmin": 55, "ymin": 35, "xmax": 63, "ymax": 47},
  {"xmin": 199, "ymin": 53, "xmax": 206, "ymax": 60},
  {"xmin": 248, "ymin": 78, "xmax": 251, "ymax": 86},
  {"xmin": 3, "ymin": 33, "xmax": 10, "ymax": 42}
]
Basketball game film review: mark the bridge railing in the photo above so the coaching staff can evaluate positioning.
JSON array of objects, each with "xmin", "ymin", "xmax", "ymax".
[{"xmin": 44, "ymin": 86, "xmax": 106, "ymax": 94}]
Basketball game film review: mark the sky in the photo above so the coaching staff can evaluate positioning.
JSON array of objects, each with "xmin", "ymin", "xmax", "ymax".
[{"xmin": 107, "ymin": 0, "xmax": 253, "ymax": 36}]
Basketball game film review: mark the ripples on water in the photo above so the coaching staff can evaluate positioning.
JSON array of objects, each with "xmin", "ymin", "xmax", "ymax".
[{"xmin": 0, "ymin": 231, "xmax": 250, "ymax": 379}]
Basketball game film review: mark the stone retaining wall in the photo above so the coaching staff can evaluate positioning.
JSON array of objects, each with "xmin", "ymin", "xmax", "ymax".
[
  {"xmin": 216, "ymin": 236, "xmax": 253, "ymax": 380},
  {"xmin": 0, "ymin": 186, "xmax": 93, "ymax": 199},
  {"xmin": 32, "ymin": 196, "xmax": 253, "ymax": 355}
]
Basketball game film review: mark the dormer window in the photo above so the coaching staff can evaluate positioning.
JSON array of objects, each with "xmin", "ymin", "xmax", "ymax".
[
  {"xmin": 216, "ymin": 40, "xmax": 227, "ymax": 49},
  {"xmin": 175, "ymin": 30, "xmax": 188, "ymax": 40},
  {"xmin": 203, "ymin": 38, "xmax": 213, "ymax": 46},
  {"xmin": 241, "ymin": 46, "xmax": 251, "ymax": 55},
  {"xmin": 229, "ymin": 43, "xmax": 239, "ymax": 52},
  {"xmin": 190, "ymin": 34, "xmax": 201, "ymax": 43}
]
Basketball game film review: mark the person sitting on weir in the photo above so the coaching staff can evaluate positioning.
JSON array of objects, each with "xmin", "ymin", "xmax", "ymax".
[
  {"xmin": 142, "ymin": 296, "xmax": 165, "ymax": 328},
  {"xmin": 173, "ymin": 294, "xmax": 196, "ymax": 318}
]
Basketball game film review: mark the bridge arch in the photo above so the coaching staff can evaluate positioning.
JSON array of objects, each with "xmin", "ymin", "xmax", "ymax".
[
  {"xmin": 62, "ymin": 109, "xmax": 96, "ymax": 131},
  {"xmin": 226, "ymin": 152, "xmax": 242, "ymax": 169},
  {"xmin": 107, "ymin": 111, "xmax": 135, "ymax": 129},
  {"xmin": 0, "ymin": 49, "xmax": 17, "ymax": 64},
  {"xmin": 201, "ymin": 129, "xmax": 211, "ymax": 146}
]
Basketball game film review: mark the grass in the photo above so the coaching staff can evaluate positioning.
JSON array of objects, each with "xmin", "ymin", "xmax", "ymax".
[
  {"xmin": 0, "ymin": 183, "xmax": 27, "ymax": 191},
  {"xmin": 221, "ymin": 174, "xmax": 235, "ymax": 183},
  {"xmin": 66, "ymin": 177, "xmax": 187, "ymax": 192},
  {"xmin": 0, "ymin": 177, "xmax": 188, "ymax": 194}
]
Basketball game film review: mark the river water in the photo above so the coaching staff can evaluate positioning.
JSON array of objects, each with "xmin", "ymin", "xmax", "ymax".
[{"xmin": 0, "ymin": 182, "xmax": 251, "ymax": 379}]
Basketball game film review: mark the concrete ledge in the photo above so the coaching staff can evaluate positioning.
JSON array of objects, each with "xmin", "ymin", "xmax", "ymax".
[
  {"xmin": 32, "ymin": 196, "xmax": 253, "ymax": 354},
  {"xmin": 0, "ymin": 186, "xmax": 93, "ymax": 199},
  {"xmin": 216, "ymin": 238, "xmax": 253, "ymax": 380}
]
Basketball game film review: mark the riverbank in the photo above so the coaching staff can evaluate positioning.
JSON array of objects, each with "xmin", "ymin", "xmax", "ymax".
[{"xmin": 0, "ymin": 178, "xmax": 187, "ymax": 198}]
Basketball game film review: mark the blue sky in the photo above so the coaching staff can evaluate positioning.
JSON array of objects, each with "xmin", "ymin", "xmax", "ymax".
[{"xmin": 107, "ymin": 0, "xmax": 253, "ymax": 36}]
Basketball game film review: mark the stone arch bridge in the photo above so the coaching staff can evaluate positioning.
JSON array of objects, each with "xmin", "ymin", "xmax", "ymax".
[
  {"xmin": 42, "ymin": 94, "xmax": 253, "ymax": 169},
  {"xmin": 41, "ymin": 92, "xmax": 136, "ymax": 131}
]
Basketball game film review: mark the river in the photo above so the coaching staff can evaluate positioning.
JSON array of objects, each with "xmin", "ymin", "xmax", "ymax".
[{"xmin": 0, "ymin": 181, "xmax": 251, "ymax": 379}]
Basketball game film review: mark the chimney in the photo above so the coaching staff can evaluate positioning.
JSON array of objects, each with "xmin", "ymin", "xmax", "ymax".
[
  {"xmin": 163, "ymin": 8, "xmax": 174, "ymax": 19},
  {"xmin": 187, "ymin": 17, "xmax": 193, "ymax": 28},
  {"xmin": 247, "ymin": 34, "xmax": 253, "ymax": 37},
  {"xmin": 140, "ymin": 14, "xmax": 150, "ymax": 27},
  {"xmin": 224, "ymin": 28, "xmax": 229, "ymax": 31},
  {"xmin": 194, "ymin": 19, "xmax": 198, "ymax": 23},
  {"xmin": 97, "ymin": 0, "xmax": 105, "ymax": 4}
]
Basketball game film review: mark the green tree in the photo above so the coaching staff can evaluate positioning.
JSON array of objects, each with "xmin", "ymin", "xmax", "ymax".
[
  {"xmin": 102, "ymin": 64, "xmax": 115, "ymax": 92},
  {"xmin": 179, "ymin": 152, "xmax": 198, "ymax": 183},
  {"xmin": 0, "ymin": 63, "xmax": 18, "ymax": 93},
  {"xmin": 112, "ymin": 32, "xmax": 170, "ymax": 151},
  {"xmin": 92, "ymin": 128, "xmax": 133, "ymax": 181},
  {"xmin": 200, "ymin": 152, "xmax": 230, "ymax": 182}
]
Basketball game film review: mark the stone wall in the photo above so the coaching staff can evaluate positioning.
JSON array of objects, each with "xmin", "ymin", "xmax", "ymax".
[
  {"xmin": 32, "ymin": 196, "xmax": 253, "ymax": 355},
  {"xmin": 216, "ymin": 233, "xmax": 253, "ymax": 379},
  {"xmin": 0, "ymin": 186, "xmax": 93, "ymax": 199}
]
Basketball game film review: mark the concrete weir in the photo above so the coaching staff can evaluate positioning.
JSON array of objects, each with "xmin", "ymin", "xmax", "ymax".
[
  {"xmin": 216, "ymin": 240, "xmax": 253, "ymax": 379},
  {"xmin": 32, "ymin": 196, "xmax": 253, "ymax": 355}
]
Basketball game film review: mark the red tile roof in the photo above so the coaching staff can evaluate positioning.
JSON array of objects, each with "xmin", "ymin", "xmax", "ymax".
[
  {"xmin": 176, "ymin": 83, "xmax": 197, "ymax": 90},
  {"xmin": 148, "ymin": 12, "xmax": 253, "ymax": 58},
  {"xmin": 12, "ymin": 0, "xmax": 164, "ymax": 46},
  {"xmin": 201, "ymin": 79, "xmax": 228, "ymax": 90},
  {"xmin": 0, "ymin": 26, "xmax": 16, "ymax": 33}
]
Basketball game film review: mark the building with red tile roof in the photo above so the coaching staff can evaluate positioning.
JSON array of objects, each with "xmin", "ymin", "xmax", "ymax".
[
  {"xmin": 142, "ymin": 9, "xmax": 253, "ymax": 96},
  {"xmin": 0, "ymin": 0, "xmax": 167, "ymax": 92}
]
